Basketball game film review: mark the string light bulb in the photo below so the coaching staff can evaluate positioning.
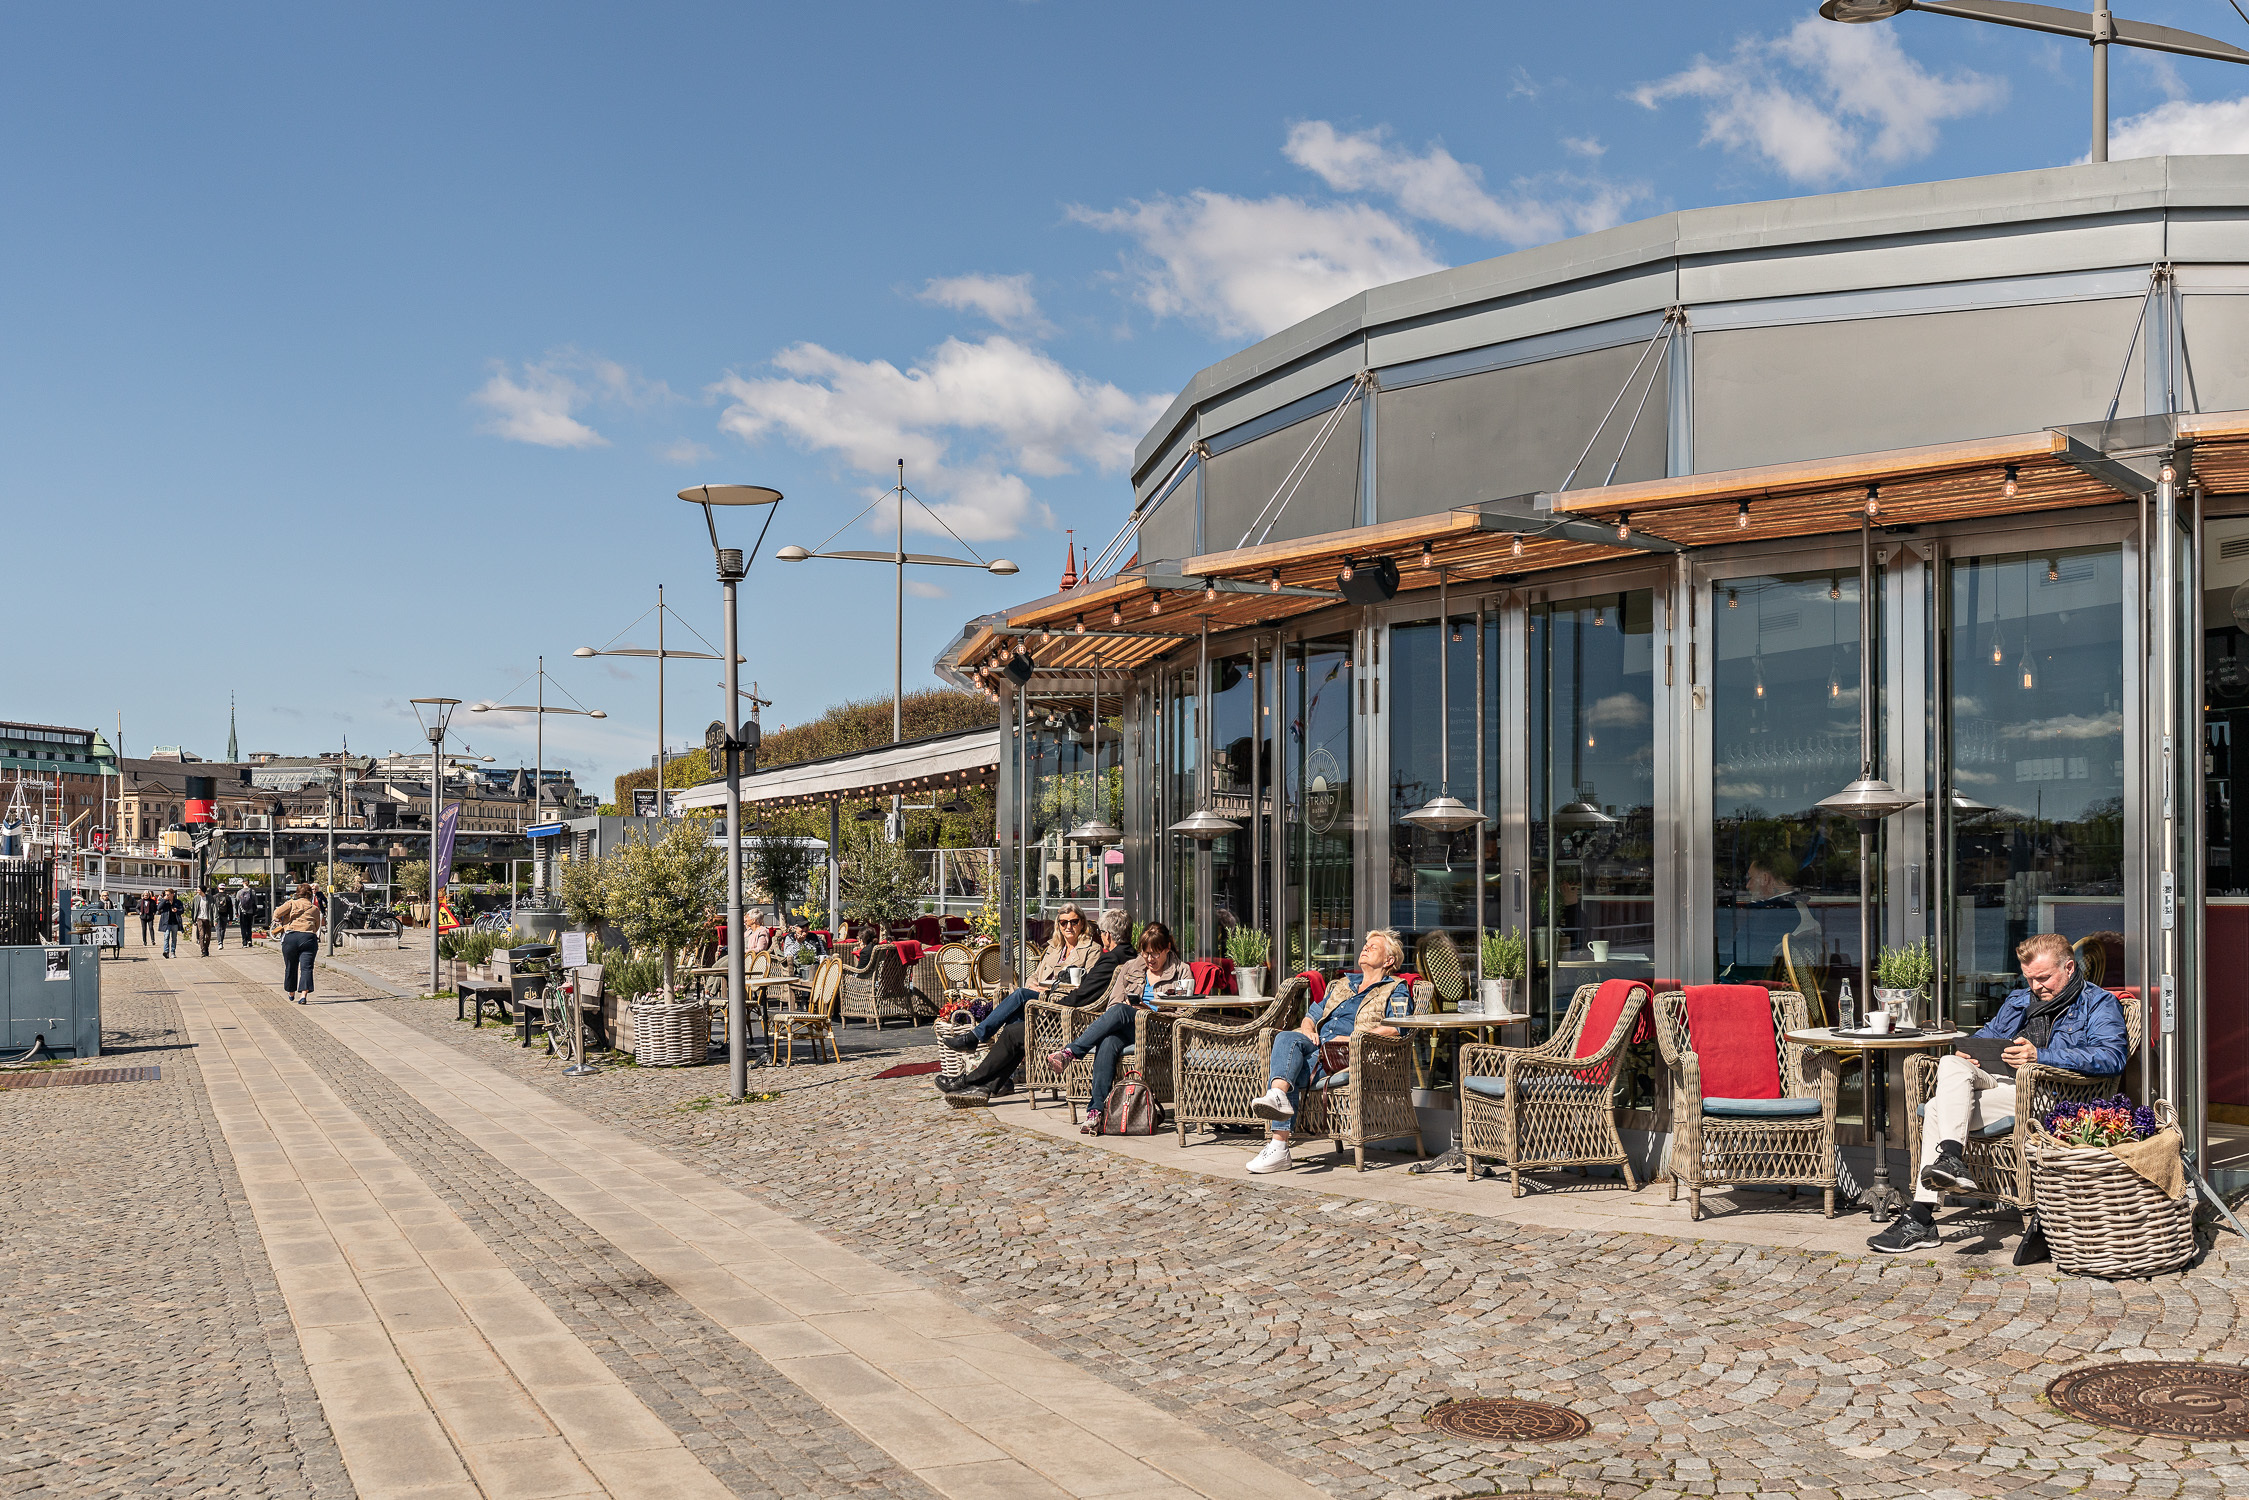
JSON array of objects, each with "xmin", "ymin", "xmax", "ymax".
[
  {"xmin": 2047, "ymin": 558, "xmax": 2060, "ymax": 582},
  {"xmin": 1727, "ymin": 588, "xmax": 1739, "ymax": 609},
  {"xmin": 1204, "ymin": 580, "xmax": 1218, "ymax": 602},
  {"xmin": 1736, "ymin": 500, "xmax": 1750, "ymax": 530},
  {"xmin": 1109, "ymin": 603, "xmax": 1122, "ymax": 626},
  {"xmin": 1074, "ymin": 615, "xmax": 1086, "ymax": 635},
  {"xmin": 1420, "ymin": 541, "xmax": 1434, "ymax": 570},
  {"xmin": 1616, "ymin": 513, "xmax": 1632, "ymax": 541},
  {"xmin": 1268, "ymin": 569, "xmax": 1281, "ymax": 593},
  {"xmin": 1829, "ymin": 576, "xmax": 1841, "ymax": 601},
  {"xmin": 1510, "ymin": 534, "xmax": 1524, "ymax": 559},
  {"xmin": 1864, "ymin": 485, "xmax": 1881, "ymax": 519},
  {"xmin": 1339, "ymin": 560, "xmax": 1355, "ymax": 582},
  {"xmin": 1149, "ymin": 592, "xmax": 1162, "ymax": 616},
  {"xmin": 2002, "ymin": 464, "xmax": 2019, "ymax": 499}
]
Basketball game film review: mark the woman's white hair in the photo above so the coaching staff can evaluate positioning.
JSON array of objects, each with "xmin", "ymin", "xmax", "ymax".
[{"xmin": 1365, "ymin": 929, "xmax": 1406, "ymax": 969}]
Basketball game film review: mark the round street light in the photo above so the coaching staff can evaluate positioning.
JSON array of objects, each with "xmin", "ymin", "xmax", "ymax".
[{"xmin": 1817, "ymin": 0, "xmax": 1909, "ymax": 20}]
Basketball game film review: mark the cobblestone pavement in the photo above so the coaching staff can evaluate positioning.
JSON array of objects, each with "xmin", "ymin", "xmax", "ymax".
[
  {"xmin": 0, "ymin": 959, "xmax": 350, "ymax": 1499},
  {"xmin": 318, "ymin": 943, "xmax": 2249, "ymax": 1499}
]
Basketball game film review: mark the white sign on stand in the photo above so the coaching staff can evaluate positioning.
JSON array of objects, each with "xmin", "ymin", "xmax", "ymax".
[{"xmin": 561, "ymin": 930, "xmax": 588, "ymax": 970}]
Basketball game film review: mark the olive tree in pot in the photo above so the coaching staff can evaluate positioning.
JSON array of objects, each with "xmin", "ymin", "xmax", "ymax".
[
  {"xmin": 605, "ymin": 818, "xmax": 721, "ymax": 1002},
  {"xmin": 840, "ymin": 829, "xmax": 927, "ymax": 937}
]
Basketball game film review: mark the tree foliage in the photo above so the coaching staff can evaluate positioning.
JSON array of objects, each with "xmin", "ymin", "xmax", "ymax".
[
  {"xmin": 395, "ymin": 859, "xmax": 431, "ymax": 895},
  {"xmin": 840, "ymin": 827, "xmax": 927, "ymax": 927},
  {"xmin": 559, "ymin": 849, "xmax": 610, "ymax": 930},
  {"xmin": 747, "ymin": 834, "xmax": 817, "ymax": 921},
  {"xmin": 317, "ymin": 861, "xmax": 367, "ymax": 894},
  {"xmin": 605, "ymin": 816, "xmax": 721, "ymax": 994}
]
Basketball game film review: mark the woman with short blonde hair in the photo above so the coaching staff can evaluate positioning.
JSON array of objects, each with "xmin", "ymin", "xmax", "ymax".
[{"xmin": 1245, "ymin": 930, "xmax": 1415, "ymax": 1175}]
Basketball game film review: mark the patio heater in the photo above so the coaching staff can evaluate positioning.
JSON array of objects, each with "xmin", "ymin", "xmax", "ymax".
[
  {"xmin": 1400, "ymin": 567, "xmax": 1487, "ymax": 835},
  {"xmin": 682, "ymin": 483, "xmax": 782, "ymax": 1103},
  {"xmin": 1169, "ymin": 619, "xmax": 1240, "ymax": 840},
  {"xmin": 1066, "ymin": 645, "xmax": 1123, "ymax": 850}
]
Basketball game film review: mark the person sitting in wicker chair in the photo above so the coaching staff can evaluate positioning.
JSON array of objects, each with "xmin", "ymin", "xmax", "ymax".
[
  {"xmin": 939, "ymin": 902, "xmax": 1099, "ymax": 1051},
  {"xmin": 1044, "ymin": 919, "xmax": 1189, "ymax": 1133},
  {"xmin": 1868, "ymin": 930, "xmax": 2128, "ymax": 1255},
  {"xmin": 939, "ymin": 907, "xmax": 1129, "ymax": 1105},
  {"xmin": 1243, "ymin": 930, "xmax": 1414, "ymax": 1175}
]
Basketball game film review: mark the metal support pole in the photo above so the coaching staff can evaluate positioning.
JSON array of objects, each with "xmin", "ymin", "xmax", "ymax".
[
  {"xmin": 535, "ymin": 657, "xmax": 545, "ymax": 898},
  {"xmin": 893, "ymin": 460, "xmax": 905, "ymax": 840},
  {"xmin": 722, "ymin": 559, "xmax": 747, "ymax": 1100},
  {"xmin": 827, "ymin": 797, "xmax": 841, "ymax": 929},
  {"xmin": 1475, "ymin": 600, "xmax": 1487, "ymax": 977},
  {"xmin": 2157, "ymin": 468, "xmax": 2177, "ymax": 1109},
  {"xmin": 657, "ymin": 583, "xmax": 666, "ymax": 819},
  {"xmin": 2092, "ymin": 0, "xmax": 2111, "ymax": 163},
  {"xmin": 427, "ymin": 730, "xmax": 442, "ymax": 995},
  {"xmin": 1858, "ymin": 518, "xmax": 1876, "ymax": 1026}
]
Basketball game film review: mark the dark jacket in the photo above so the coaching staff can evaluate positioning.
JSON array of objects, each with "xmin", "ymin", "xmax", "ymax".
[
  {"xmin": 1976, "ymin": 978, "xmax": 2130, "ymax": 1078},
  {"xmin": 1062, "ymin": 939, "xmax": 1131, "ymax": 1007}
]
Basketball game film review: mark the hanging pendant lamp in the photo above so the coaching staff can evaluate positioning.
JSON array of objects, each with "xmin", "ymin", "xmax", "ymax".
[
  {"xmin": 1067, "ymin": 644, "xmax": 1123, "ymax": 846},
  {"xmin": 1401, "ymin": 566, "xmax": 1488, "ymax": 833},
  {"xmin": 1170, "ymin": 617, "xmax": 1240, "ymax": 840}
]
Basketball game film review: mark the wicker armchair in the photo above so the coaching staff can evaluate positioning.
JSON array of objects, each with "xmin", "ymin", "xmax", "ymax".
[
  {"xmin": 1459, "ymin": 980, "xmax": 1648, "ymax": 1196},
  {"xmin": 839, "ymin": 943, "xmax": 916, "ymax": 1028},
  {"xmin": 1171, "ymin": 977, "xmax": 1310, "ymax": 1144},
  {"xmin": 1902, "ymin": 988, "xmax": 2143, "ymax": 1215},
  {"xmin": 1024, "ymin": 990, "xmax": 1106, "ymax": 1108},
  {"xmin": 1266, "ymin": 980, "xmax": 1432, "ymax": 1170},
  {"xmin": 1653, "ymin": 987, "xmax": 1839, "ymax": 1220}
]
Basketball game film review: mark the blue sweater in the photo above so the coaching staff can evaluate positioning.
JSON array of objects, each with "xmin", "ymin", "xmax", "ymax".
[{"xmin": 1975, "ymin": 979, "xmax": 2129, "ymax": 1079}]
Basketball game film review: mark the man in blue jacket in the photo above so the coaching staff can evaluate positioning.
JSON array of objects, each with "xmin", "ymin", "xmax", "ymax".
[{"xmin": 1869, "ymin": 930, "xmax": 2129, "ymax": 1255}]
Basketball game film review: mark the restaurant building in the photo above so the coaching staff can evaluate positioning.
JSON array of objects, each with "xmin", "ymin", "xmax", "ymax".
[{"xmin": 941, "ymin": 155, "xmax": 2249, "ymax": 1186}]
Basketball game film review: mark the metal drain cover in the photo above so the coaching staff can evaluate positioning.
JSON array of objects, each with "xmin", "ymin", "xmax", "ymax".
[
  {"xmin": 2048, "ymin": 1362, "xmax": 2249, "ymax": 1438},
  {"xmin": 0, "ymin": 1066, "xmax": 161, "ymax": 1091},
  {"xmin": 1422, "ymin": 1398, "xmax": 1589, "ymax": 1443}
]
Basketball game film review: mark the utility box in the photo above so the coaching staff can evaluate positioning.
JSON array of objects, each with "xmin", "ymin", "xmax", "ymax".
[{"xmin": 2, "ymin": 945, "xmax": 101, "ymax": 1057}]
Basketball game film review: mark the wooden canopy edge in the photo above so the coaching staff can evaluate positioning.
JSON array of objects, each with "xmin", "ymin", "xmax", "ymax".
[{"xmin": 1547, "ymin": 431, "xmax": 2065, "ymax": 517}]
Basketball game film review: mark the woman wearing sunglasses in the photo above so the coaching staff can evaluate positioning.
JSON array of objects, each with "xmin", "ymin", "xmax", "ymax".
[{"xmin": 942, "ymin": 903, "xmax": 1101, "ymax": 1051}]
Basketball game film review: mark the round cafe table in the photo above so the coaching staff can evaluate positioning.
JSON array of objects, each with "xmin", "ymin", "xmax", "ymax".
[
  {"xmin": 1392, "ymin": 1012, "xmax": 1514, "ymax": 1176},
  {"xmin": 1787, "ymin": 1025, "xmax": 1963, "ymax": 1221}
]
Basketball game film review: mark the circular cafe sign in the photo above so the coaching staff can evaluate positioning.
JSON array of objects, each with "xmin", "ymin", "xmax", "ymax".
[{"xmin": 1305, "ymin": 748, "xmax": 1343, "ymax": 833}]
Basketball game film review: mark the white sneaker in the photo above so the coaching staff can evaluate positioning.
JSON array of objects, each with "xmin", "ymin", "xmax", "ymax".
[
  {"xmin": 1246, "ymin": 1139, "xmax": 1294, "ymax": 1174},
  {"xmin": 1250, "ymin": 1085, "xmax": 1295, "ymax": 1121}
]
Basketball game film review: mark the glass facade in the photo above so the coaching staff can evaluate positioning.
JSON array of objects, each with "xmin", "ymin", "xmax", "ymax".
[
  {"xmin": 1388, "ymin": 614, "xmax": 1478, "ymax": 972},
  {"xmin": 1287, "ymin": 634, "xmax": 1356, "ymax": 973}
]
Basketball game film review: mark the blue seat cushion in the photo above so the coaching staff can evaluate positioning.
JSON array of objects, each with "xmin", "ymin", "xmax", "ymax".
[
  {"xmin": 1312, "ymin": 1070, "xmax": 1349, "ymax": 1091},
  {"xmin": 1182, "ymin": 1049, "xmax": 1256, "ymax": 1071},
  {"xmin": 1462, "ymin": 1076, "xmax": 1509, "ymax": 1101},
  {"xmin": 1702, "ymin": 1096, "xmax": 1821, "ymax": 1119}
]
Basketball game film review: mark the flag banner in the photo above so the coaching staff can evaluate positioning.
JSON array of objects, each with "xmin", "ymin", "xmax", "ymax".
[{"xmin": 433, "ymin": 802, "xmax": 461, "ymax": 890}]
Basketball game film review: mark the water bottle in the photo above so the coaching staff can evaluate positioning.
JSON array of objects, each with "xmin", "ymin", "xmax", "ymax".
[{"xmin": 1838, "ymin": 977, "xmax": 1856, "ymax": 1030}]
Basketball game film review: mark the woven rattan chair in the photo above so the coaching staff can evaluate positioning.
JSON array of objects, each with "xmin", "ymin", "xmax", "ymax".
[
  {"xmin": 1653, "ymin": 987, "xmax": 1839, "ymax": 1220},
  {"xmin": 839, "ymin": 943, "xmax": 916, "ymax": 1028},
  {"xmin": 1024, "ymin": 989, "xmax": 1110, "ymax": 1108},
  {"xmin": 1265, "ymin": 980, "xmax": 1432, "ymax": 1170},
  {"xmin": 1171, "ymin": 977, "xmax": 1310, "ymax": 1144},
  {"xmin": 935, "ymin": 942, "xmax": 978, "ymax": 1007},
  {"xmin": 1902, "ymin": 987, "xmax": 2142, "ymax": 1216},
  {"xmin": 972, "ymin": 944, "xmax": 1015, "ymax": 999},
  {"xmin": 1459, "ymin": 979, "xmax": 1649, "ymax": 1196},
  {"xmin": 1416, "ymin": 934, "xmax": 1466, "ymax": 1010},
  {"xmin": 770, "ymin": 957, "xmax": 843, "ymax": 1065}
]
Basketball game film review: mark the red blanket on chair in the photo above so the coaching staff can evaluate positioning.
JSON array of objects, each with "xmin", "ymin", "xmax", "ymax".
[
  {"xmin": 1682, "ymin": 984, "xmax": 1780, "ymax": 1100},
  {"xmin": 1571, "ymin": 979, "xmax": 1649, "ymax": 1084}
]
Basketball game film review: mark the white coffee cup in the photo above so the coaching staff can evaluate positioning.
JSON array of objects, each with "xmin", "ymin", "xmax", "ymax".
[
  {"xmin": 1588, "ymin": 940, "xmax": 1610, "ymax": 962},
  {"xmin": 1864, "ymin": 1009, "xmax": 1894, "ymax": 1035}
]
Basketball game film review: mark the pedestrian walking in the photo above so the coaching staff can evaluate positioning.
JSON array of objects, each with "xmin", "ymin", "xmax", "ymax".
[
  {"xmin": 137, "ymin": 892, "xmax": 156, "ymax": 946},
  {"xmin": 234, "ymin": 887, "xmax": 255, "ymax": 947},
  {"xmin": 156, "ymin": 888, "xmax": 185, "ymax": 958},
  {"xmin": 193, "ymin": 886, "xmax": 221, "ymax": 957},
  {"xmin": 273, "ymin": 883, "xmax": 322, "ymax": 1003}
]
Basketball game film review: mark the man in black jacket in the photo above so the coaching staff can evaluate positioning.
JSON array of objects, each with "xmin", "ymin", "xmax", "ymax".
[{"xmin": 941, "ymin": 907, "xmax": 1131, "ymax": 1106}]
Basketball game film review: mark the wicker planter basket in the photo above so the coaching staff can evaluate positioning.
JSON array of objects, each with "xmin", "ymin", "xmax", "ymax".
[
  {"xmin": 933, "ymin": 1015, "xmax": 989, "ymax": 1082},
  {"xmin": 2025, "ymin": 1104, "xmax": 2198, "ymax": 1279},
  {"xmin": 631, "ymin": 995, "xmax": 711, "ymax": 1068}
]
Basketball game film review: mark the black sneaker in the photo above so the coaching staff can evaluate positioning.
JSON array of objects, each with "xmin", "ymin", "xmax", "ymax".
[
  {"xmin": 1867, "ymin": 1216, "xmax": 1941, "ymax": 1254},
  {"xmin": 940, "ymin": 1029, "xmax": 981, "ymax": 1053},
  {"xmin": 2013, "ymin": 1220, "xmax": 2052, "ymax": 1266},
  {"xmin": 1921, "ymin": 1147, "xmax": 1978, "ymax": 1195},
  {"xmin": 945, "ymin": 1087, "xmax": 992, "ymax": 1108}
]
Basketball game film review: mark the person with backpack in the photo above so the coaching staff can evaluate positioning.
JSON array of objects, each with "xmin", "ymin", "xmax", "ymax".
[
  {"xmin": 1243, "ymin": 930, "xmax": 1415, "ymax": 1175},
  {"xmin": 1043, "ymin": 918, "xmax": 1186, "ymax": 1134},
  {"xmin": 233, "ymin": 887, "xmax": 256, "ymax": 947}
]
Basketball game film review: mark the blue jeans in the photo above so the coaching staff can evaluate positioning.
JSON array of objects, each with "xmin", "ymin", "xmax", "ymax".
[
  {"xmin": 161, "ymin": 926, "xmax": 178, "ymax": 956},
  {"xmin": 1066, "ymin": 1002, "xmax": 1140, "ymax": 1114},
  {"xmin": 1268, "ymin": 1030, "xmax": 1320, "ymax": 1135},
  {"xmin": 973, "ymin": 985, "xmax": 1040, "ymax": 1043},
  {"xmin": 281, "ymin": 931, "xmax": 319, "ymax": 995}
]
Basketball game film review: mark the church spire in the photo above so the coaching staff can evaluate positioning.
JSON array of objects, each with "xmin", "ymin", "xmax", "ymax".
[{"xmin": 226, "ymin": 694, "xmax": 239, "ymax": 762}]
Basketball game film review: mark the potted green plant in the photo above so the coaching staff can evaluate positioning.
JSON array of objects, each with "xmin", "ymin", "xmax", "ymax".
[
  {"xmin": 1480, "ymin": 927, "xmax": 1527, "ymax": 1018},
  {"xmin": 1226, "ymin": 927, "xmax": 1271, "ymax": 997},
  {"xmin": 1874, "ymin": 938, "xmax": 1933, "ymax": 1029}
]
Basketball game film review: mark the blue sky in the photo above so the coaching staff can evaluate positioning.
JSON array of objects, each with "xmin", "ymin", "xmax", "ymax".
[{"xmin": 9, "ymin": 1, "xmax": 2249, "ymax": 795}]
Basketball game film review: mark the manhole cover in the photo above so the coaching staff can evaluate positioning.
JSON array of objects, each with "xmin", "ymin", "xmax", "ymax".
[
  {"xmin": 0, "ymin": 1066, "xmax": 161, "ymax": 1091},
  {"xmin": 2047, "ymin": 1362, "xmax": 2249, "ymax": 1438},
  {"xmin": 1422, "ymin": 1398, "xmax": 1589, "ymax": 1443}
]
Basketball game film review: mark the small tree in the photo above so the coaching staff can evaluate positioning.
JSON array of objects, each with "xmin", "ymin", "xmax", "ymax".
[
  {"xmin": 605, "ymin": 817, "xmax": 721, "ymax": 998},
  {"xmin": 395, "ymin": 860, "xmax": 431, "ymax": 897},
  {"xmin": 747, "ymin": 834, "xmax": 817, "ymax": 922},
  {"xmin": 318, "ymin": 861, "xmax": 367, "ymax": 895},
  {"xmin": 841, "ymin": 830, "xmax": 927, "ymax": 929},
  {"xmin": 559, "ymin": 850, "xmax": 610, "ymax": 932}
]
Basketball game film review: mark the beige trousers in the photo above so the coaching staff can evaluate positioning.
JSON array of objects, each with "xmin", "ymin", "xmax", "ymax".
[{"xmin": 1914, "ymin": 1053, "xmax": 2017, "ymax": 1205}]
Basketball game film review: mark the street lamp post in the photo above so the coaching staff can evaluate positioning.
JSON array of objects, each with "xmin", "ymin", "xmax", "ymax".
[
  {"xmin": 409, "ymin": 698, "xmax": 461, "ymax": 996},
  {"xmin": 777, "ymin": 460, "xmax": 1018, "ymax": 836},
  {"xmin": 471, "ymin": 658, "xmax": 605, "ymax": 903},
  {"xmin": 575, "ymin": 585, "xmax": 736, "ymax": 819},
  {"xmin": 1818, "ymin": 0, "xmax": 2249, "ymax": 163},
  {"xmin": 683, "ymin": 483, "xmax": 783, "ymax": 1103}
]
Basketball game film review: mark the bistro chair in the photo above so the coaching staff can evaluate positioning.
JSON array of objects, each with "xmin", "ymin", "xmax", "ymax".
[
  {"xmin": 1415, "ymin": 933, "xmax": 1466, "ymax": 1011},
  {"xmin": 770, "ymin": 957, "xmax": 844, "ymax": 1066},
  {"xmin": 1902, "ymin": 985, "xmax": 2143, "ymax": 1217},
  {"xmin": 1458, "ymin": 979, "xmax": 1649, "ymax": 1196},
  {"xmin": 1264, "ymin": 980, "xmax": 1432, "ymax": 1170},
  {"xmin": 935, "ymin": 942, "xmax": 978, "ymax": 1008},
  {"xmin": 1171, "ymin": 977, "xmax": 1310, "ymax": 1144},
  {"xmin": 1653, "ymin": 986, "xmax": 1839, "ymax": 1220},
  {"xmin": 839, "ymin": 943, "xmax": 916, "ymax": 1029},
  {"xmin": 972, "ymin": 943, "xmax": 1017, "ymax": 1000}
]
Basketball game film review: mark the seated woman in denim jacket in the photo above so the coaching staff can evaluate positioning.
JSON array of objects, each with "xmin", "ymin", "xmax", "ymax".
[
  {"xmin": 1244, "ymin": 930, "xmax": 1413, "ymax": 1175},
  {"xmin": 1044, "ymin": 921, "xmax": 1190, "ymax": 1133}
]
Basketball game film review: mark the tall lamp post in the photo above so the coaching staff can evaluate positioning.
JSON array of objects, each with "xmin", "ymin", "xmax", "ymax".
[
  {"xmin": 575, "ymin": 585, "xmax": 736, "ymax": 818},
  {"xmin": 471, "ymin": 657, "xmax": 604, "ymax": 903},
  {"xmin": 410, "ymin": 698, "xmax": 462, "ymax": 996},
  {"xmin": 682, "ymin": 483, "xmax": 783, "ymax": 1103},
  {"xmin": 777, "ymin": 460, "xmax": 1018, "ymax": 835},
  {"xmin": 1818, "ymin": 0, "xmax": 2249, "ymax": 163}
]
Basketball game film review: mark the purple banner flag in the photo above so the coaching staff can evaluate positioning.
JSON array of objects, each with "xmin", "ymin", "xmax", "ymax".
[{"xmin": 433, "ymin": 802, "xmax": 461, "ymax": 890}]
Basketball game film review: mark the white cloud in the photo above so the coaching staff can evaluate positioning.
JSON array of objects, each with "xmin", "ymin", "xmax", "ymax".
[
  {"xmin": 658, "ymin": 438, "xmax": 713, "ymax": 465},
  {"xmin": 2110, "ymin": 95, "xmax": 2249, "ymax": 159},
  {"xmin": 470, "ymin": 349, "xmax": 675, "ymax": 450},
  {"xmin": 1562, "ymin": 135, "xmax": 1606, "ymax": 159},
  {"xmin": 1283, "ymin": 122, "xmax": 1636, "ymax": 245},
  {"xmin": 903, "ymin": 579, "xmax": 950, "ymax": 600},
  {"xmin": 1070, "ymin": 191, "xmax": 1444, "ymax": 340},
  {"xmin": 1630, "ymin": 17, "xmax": 2004, "ymax": 184},
  {"xmin": 917, "ymin": 272, "xmax": 1052, "ymax": 334},
  {"xmin": 711, "ymin": 335, "xmax": 1167, "ymax": 540}
]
